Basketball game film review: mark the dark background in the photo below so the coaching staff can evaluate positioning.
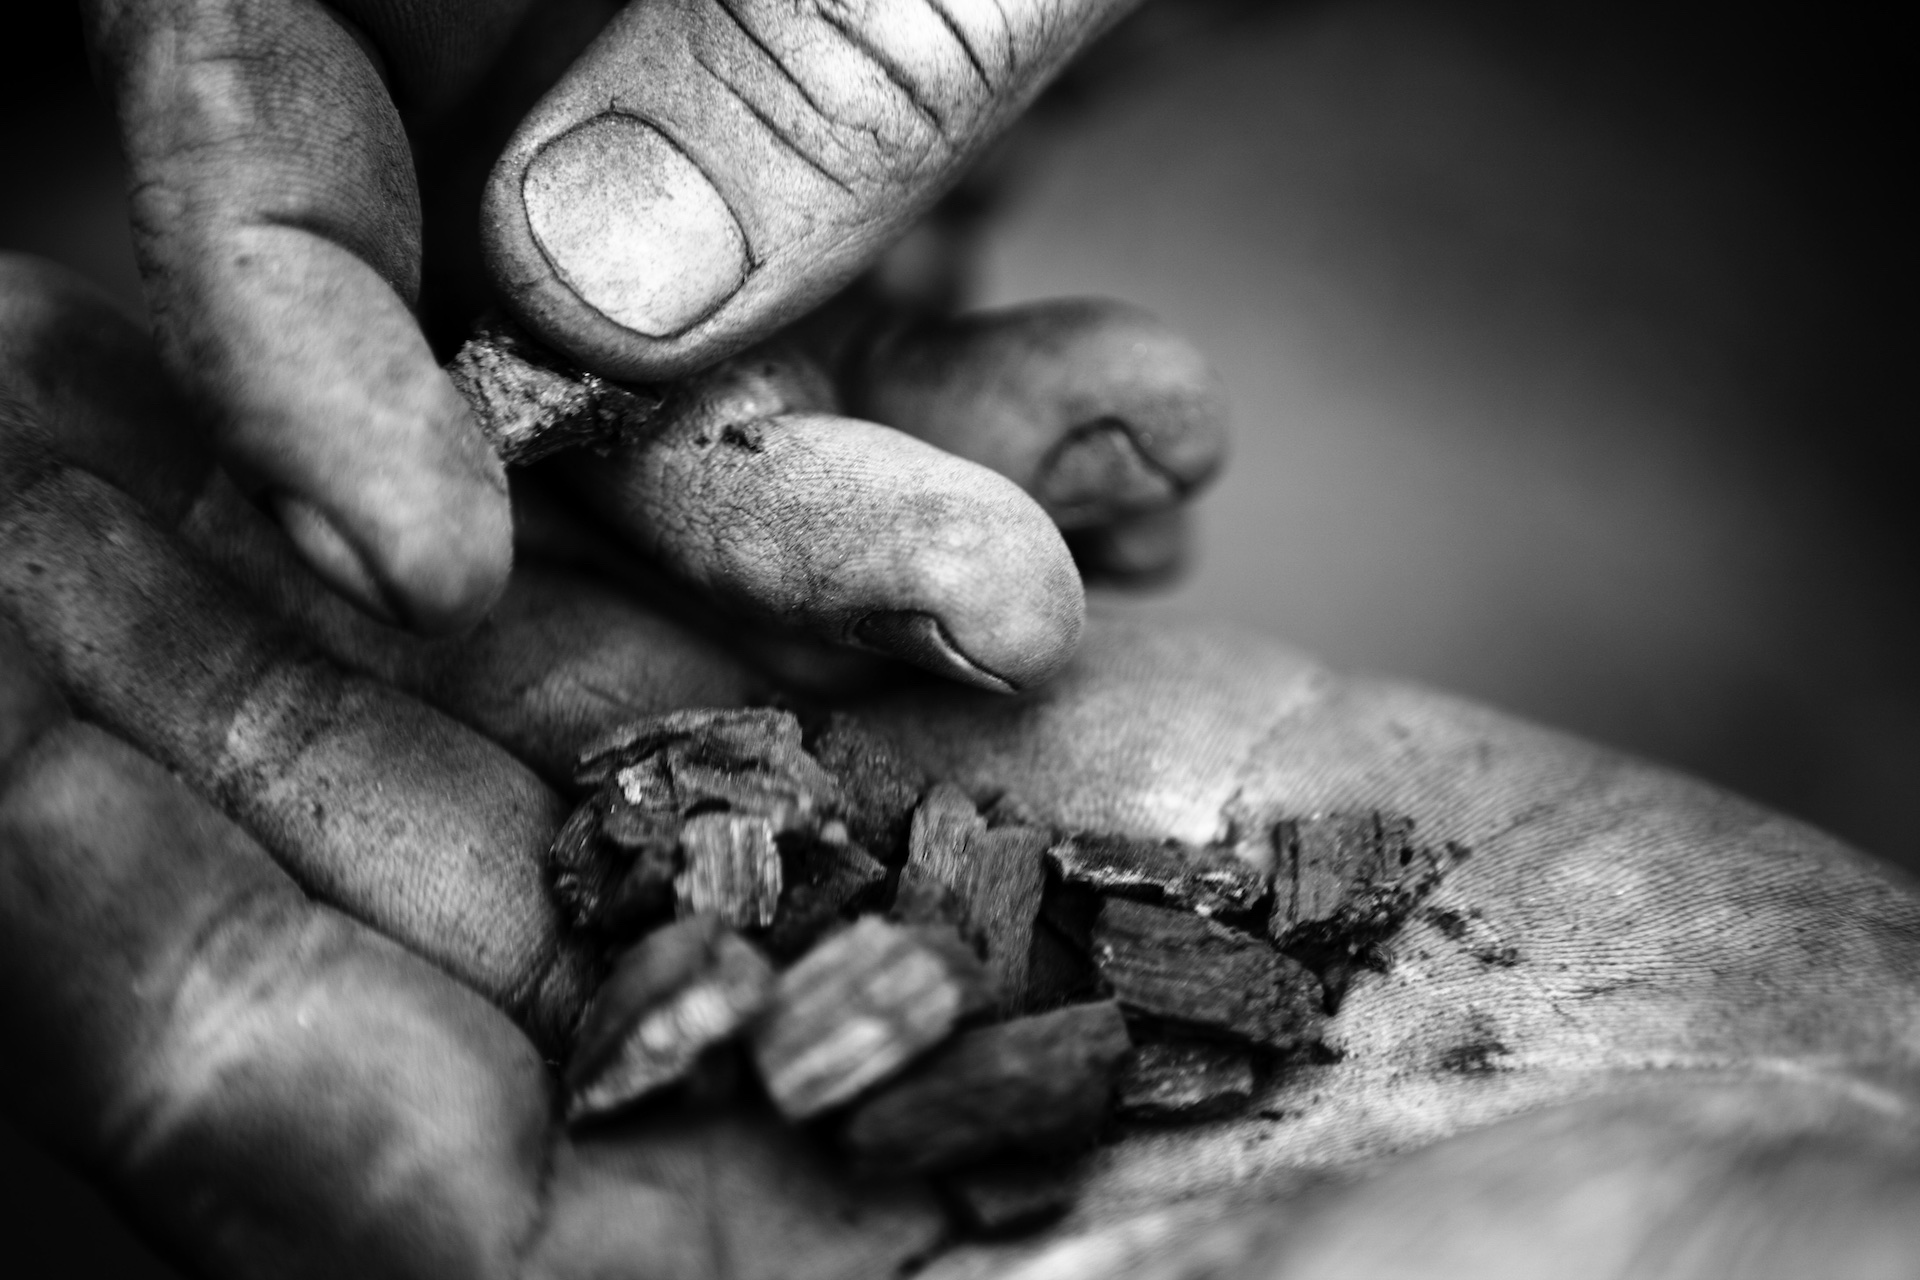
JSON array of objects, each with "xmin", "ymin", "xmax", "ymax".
[{"xmin": 1, "ymin": 1, "xmax": 1912, "ymax": 1274}]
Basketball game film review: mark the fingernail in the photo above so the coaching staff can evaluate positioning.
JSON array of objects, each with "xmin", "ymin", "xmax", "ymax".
[
  {"xmin": 851, "ymin": 611, "xmax": 1018, "ymax": 695},
  {"xmin": 1034, "ymin": 419, "xmax": 1181, "ymax": 528},
  {"xmin": 271, "ymin": 493, "xmax": 401, "ymax": 627},
  {"xmin": 523, "ymin": 116, "xmax": 749, "ymax": 338}
]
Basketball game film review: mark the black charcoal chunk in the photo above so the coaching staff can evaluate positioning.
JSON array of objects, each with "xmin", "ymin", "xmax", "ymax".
[
  {"xmin": 896, "ymin": 785, "xmax": 1048, "ymax": 1011},
  {"xmin": 1092, "ymin": 898, "xmax": 1321, "ymax": 1051},
  {"xmin": 804, "ymin": 712, "xmax": 929, "ymax": 864},
  {"xmin": 566, "ymin": 916, "xmax": 773, "ymax": 1121},
  {"xmin": 1116, "ymin": 1040, "xmax": 1255, "ymax": 1121},
  {"xmin": 447, "ymin": 315, "xmax": 663, "ymax": 465},
  {"xmin": 1268, "ymin": 812, "xmax": 1453, "ymax": 982},
  {"xmin": 1048, "ymin": 833, "xmax": 1268, "ymax": 919},
  {"xmin": 752, "ymin": 917, "xmax": 993, "ymax": 1119},
  {"xmin": 1022, "ymin": 918, "xmax": 1103, "ymax": 1013},
  {"xmin": 842, "ymin": 1002, "xmax": 1132, "ymax": 1173},
  {"xmin": 758, "ymin": 832, "xmax": 888, "ymax": 962}
]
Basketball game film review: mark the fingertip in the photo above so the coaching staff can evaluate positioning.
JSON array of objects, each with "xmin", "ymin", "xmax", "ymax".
[{"xmin": 852, "ymin": 299, "xmax": 1229, "ymax": 528}]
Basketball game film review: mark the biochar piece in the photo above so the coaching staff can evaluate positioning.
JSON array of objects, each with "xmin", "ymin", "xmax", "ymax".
[
  {"xmin": 676, "ymin": 812, "xmax": 783, "ymax": 929},
  {"xmin": 1048, "ymin": 832, "xmax": 1268, "ymax": 919},
  {"xmin": 1268, "ymin": 811, "xmax": 1454, "ymax": 981},
  {"xmin": 447, "ymin": 314, "xmax": 662, "ymax": 464},
  {"xmin": 805, "ymin": 713, "xmax": 929, "ymax": 864},
  {"xmin": 1116, "ymin": 1039, "xmax": 1256, "ymax": 1121},
  {"xmin": 943, "ymin": 1158, "xmax": 1081, "ymax": 1235},
  {"xmin": 898, "ymin": 785, "xmax": 1048, "ymax": 1010},
  {"xmin": 841, "ymin": 1001, "xmax": 1132, "ymax": 1173},
  {"xmin": 566, "ymin": 916, "xmax": 773, "ymax": 1121},
  {"xmin": 1092, "ymin": 898, "xmax": 1322, "ymax": 1050},
  {"xmin": 752, "ymin": 917, "xmax": 993, "ymax": 1120},
  {"xmin": 1022, "ymin": 918, "xmax": 1102, "ymax": 1013},
  {"xmin": 580, "ymin": 708, "xmax": 842, "ymax": 832},
  {"xmin": 758, "ymin": 832, "xmax": 888, "ymax": 962}
]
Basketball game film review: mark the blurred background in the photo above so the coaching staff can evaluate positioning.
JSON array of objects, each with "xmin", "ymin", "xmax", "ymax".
[{"xmin": 1, "ymin": 1, "xmax": 1911, "ymax": 1274}]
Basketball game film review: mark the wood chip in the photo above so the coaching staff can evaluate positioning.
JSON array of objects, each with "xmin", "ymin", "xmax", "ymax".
[
  {"xmin": 1022, "ymin": 917, "xmax": 1102, "ymax": 1013},
  {"xmin": 758, "ymin": 834, "xmax": 888, "ymax": 962},
  {"xmin": 676, "ymin": 812, "xmax": 783, "ymax": 929},
  {"xmin": 897, "ymin": 785, "xmax": 1048, "ymax": 1011},
  {"xmin": 752, "ymin": 917, "xmax": 992, "ymax": 1119},
  {"xmin": 447, "ymin": 316, "xmax": 661, "ymax": 465},
  {"xmin": 1092, "ymin": 898, "xmax": 1322, "ymax": 1050},
  {"xmin": 943, "ymin": 1158, "xmax": 1081, "ymax": 1235},
  {"xmin": 577, "ymin": 708, "xmax": 838, "ymax": 814},
  {"xmin": 841, "ymin": 1001, "xmax": 1132, "ymax": 1173},
  {"xmin": 805, "ymin": 713, "xmax": 928, "ymax": 865},
  {"xmin": 1268, "ymin": 811, "xmax": 1451, "ymax": 970},
  {"xmin": 1048, "ymin": 833, "xmax": 1269, "ymax": 919},
  {"xmin": 566, "ymin": 916, "xmax": 773, "ymax": 1121},
  {"xmin": 1115, "ymin": 1040, "xmax": 1255, "ymax": 1121}
]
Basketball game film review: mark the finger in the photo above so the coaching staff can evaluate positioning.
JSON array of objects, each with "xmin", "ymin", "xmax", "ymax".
[
  {"xmin": 81, "ymin": 0, "xmax": 511, "ymax": 633},
  {"xmin": 191, "ymin": 469, "xmax": 770, "ymax": 782},
  {"xmin": 846, "ymin": 299, "xmax": 1227, "ymax": 530},
  {"xmin": 546, "ymin": 344, "xmax": 1086, "ymax": 693},
  {"xmin": 482, "ymin": 0, "xmax": 1142, "ymax": 378},
  {"xmin": 0, "ymin": 621, "xmax": 549, "ymax": 1280},
  {"xmin": 0, "ymin": 396, "xmax": 590, "ymax": 1046},
  {"xmin": 3, "ymin": 253, "xmax": 766, "ymax": 788}
]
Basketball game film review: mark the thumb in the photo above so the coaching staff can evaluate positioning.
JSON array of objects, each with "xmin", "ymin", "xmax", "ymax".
[{"xmin": 481, "ymin": 0, "xmax": 1137, "ymax": 378}]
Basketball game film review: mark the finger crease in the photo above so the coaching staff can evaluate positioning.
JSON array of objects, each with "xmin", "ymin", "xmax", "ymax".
[{"xmin": 692, "ymin": 52, "xmax": 858, "ymax": 197}]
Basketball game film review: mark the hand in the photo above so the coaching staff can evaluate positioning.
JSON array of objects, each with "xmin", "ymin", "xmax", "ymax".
[
  {"xmin": 76, "ymin": 0, "xmax": 1210, "ymax": 666},
  {"xmin": 5, "ymin": 264, "xmax": 1915, "ymax": 1278}
]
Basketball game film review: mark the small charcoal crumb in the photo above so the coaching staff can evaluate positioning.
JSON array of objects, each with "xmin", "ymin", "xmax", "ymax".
[{"xmin": 1116, "ymin": 1039, "xmax": 1256, "ymax": 1122}]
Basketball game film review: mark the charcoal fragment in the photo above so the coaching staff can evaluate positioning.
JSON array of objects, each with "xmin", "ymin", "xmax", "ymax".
[
  {"xmin": 676, "ymin": 812, "xmax": 783, "ymax": 929},
  {"xmin": 1116, "ymin": 1040, "xmax": 1255, "ymax": 1121},
  {"xmin": 943, "ymin": 1158, "xmax": 1081, "ymax": 1235},
  {"xmin": 1092, "ymin": 898, "xmax": 1322, "ymax": 1051},
  {"xmin": 1048, "ymin": 833, "xmax": 1268, "ymax": 920},
  {"xmin": 758, "ymin": 833, "xmax": 888, "ymax": 962},
  {"xmin": 447, "ymin": 315, "xmax": 663, "ymax": 465},
  {"xmin": 1022, "ymin": 918, "xmax": 1103, "ymax": 1013},
  {"xmin": 842, "ymin": 1002, "xmax": 1132, "ymax": 1173},
  {"xmin": 566, "ymin": 916, "xmax": 773, "ymax": 1121},
  {"xmin": 752, "ymin": 917, "xmax": 993, "ymax": 1119},
  {"xmin": 1268, "ymin": 811, "xmax": 1454, "ymax": 985},
  {"xmin": 577, "ymin": 708, "xmax": 839, "ymax": 822},
  {"xmin": 897, "ymin": 785, "xmax": 1048, "ymax": 1011},
  {"xmin": 802, "ymin": 713, "xmax": 928, "ymax": 864}
]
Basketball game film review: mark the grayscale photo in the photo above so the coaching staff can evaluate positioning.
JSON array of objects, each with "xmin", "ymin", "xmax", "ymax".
[{"xmin": 0, "ymin": 2, "xmax": 1913, "ymax": 1277}]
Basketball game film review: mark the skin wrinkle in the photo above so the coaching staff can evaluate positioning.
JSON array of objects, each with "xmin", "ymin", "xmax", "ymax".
[
  {"xmin": 926, "ymin": 0, "xmax": 995, "ymax": 90},
  {"xmin": 812, "ymin": 2, "xmax": 955, "ymax": 142},
  {"xmin": 693, "ymin": 51, "xmax": 860, "ymax": 196},
  {"xmin": 711, "ymin": 0, "xmax": 950, "ymax": 185}
]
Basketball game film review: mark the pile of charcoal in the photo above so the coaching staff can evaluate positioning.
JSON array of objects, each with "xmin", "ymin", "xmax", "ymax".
[{"xmin": 549, "ymin": 708, "xmax": 1460, "ymax": 1235}]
